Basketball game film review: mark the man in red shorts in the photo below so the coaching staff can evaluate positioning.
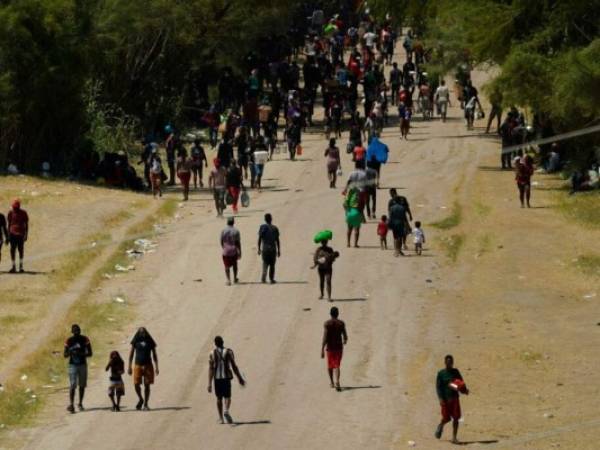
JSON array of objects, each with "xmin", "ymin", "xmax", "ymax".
[
  {"xmin": 435, "ymin": 354, "xmax": 469, "ymax": 443},
  {"xmin": 220, "ymin": 217, "xmax": 241, "ymax": 285},
  {"xmin": 321, "ymin": 307, "xmax": 348, "ymax": 391}
]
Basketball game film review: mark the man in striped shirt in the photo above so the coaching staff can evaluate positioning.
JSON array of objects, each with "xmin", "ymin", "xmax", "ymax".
[{"xmin": 208, "ymin": 336, "xmax": 245, "ymax": 424}]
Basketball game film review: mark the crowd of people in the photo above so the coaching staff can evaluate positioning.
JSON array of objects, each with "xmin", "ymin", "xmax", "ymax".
[{"xmin": 40, "ymin": 6, "xmax": 592, "ymax": 445}]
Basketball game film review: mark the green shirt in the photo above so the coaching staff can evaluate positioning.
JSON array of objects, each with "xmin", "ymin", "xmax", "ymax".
[{"xmin": 436, "ymin": 368, "xmax": 463, "ymax": 401}]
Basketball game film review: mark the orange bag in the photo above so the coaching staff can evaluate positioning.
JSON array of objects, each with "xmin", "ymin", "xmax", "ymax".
[{"xmin": 296, "ymin": 144, "xmax": 303, "ymax": 156}]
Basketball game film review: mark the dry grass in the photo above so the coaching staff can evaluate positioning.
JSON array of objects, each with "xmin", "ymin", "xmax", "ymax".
[
  {"xmin": 438, "ymin": 233, "xmax": 465, "ymax": 262},
  {"xmin": 573, "ymin": 254, "xmax": 600, "ymax": 278},
  {"xmin": 555, "ymin": 191, "xmax": 600, "ymax": 229},
  {"xmin": 0, "ymin": 198, "xmax": 177, "ymax": 438},
  {"xmin": 430, "ymin": 202, "xmax": 462, "ymax": 230}
]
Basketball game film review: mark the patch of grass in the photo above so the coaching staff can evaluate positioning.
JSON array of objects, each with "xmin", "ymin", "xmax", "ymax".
[
  {"xmin": 574, "ymin": 254, "xmax": 600, "ymax": 278},
  {"xmin": 555, "ymin": 191, "xmax": 600, "ymax": 229},
  {"xmin": 477, "ymin": 233, "xmax": 493, "ymax": 255},
  {"xmin": 49, "ymin": 232, "xmax": 109, "ymax": 292},
  {"xmin": 438, "ymin": 234, "xmax": 465, "ymax": 262},
  {"xmin": 0, "ymin": 315, "xmax": 28, "ymax": 328},
  {"xmin": 0, "ymin": 199, "xmax": 175, "ymax": 440},
  {"xmin": 431, "ymin": 202, "xmax": 462, "ymax": 230},
  {"xmin": 520, "ymin": 351, "xmax": 543, "ymax": 363},
  {"xmin": 474, "ymin": 201, "xmax": 492, "ymax": 217}
]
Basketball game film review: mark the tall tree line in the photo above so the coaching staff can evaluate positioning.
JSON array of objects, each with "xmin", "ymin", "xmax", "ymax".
[{"xmin": 0, "ymin": 0, "xmax": 298, "ymax": 172}]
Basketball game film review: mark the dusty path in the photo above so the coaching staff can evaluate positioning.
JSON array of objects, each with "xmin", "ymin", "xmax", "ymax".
[
  {"xmin": 18, "ymin": 83, "xmax": 481, "ymax": 449},
  {"xmin": 15, "ymin": 67, "xmax": 600, "ymax": 450}
]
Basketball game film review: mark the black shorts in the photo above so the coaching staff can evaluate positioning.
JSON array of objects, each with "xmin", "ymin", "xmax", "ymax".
[
  {"xmin": 214, "ymin": 378, "xmax": 232, "ymax": 399},
  {"xmin": 9, "ymin": 234, "xmax": 24, "ymax": 248},
  {"xmin": 262, "ymin": 251, "xmax": 277, "ymax": 265}
]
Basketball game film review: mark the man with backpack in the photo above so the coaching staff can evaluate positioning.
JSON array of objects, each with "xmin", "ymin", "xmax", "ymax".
[
  {"xmin": 207, "ymin": 336, "xmax": 245, "ymax": 424},
  {"xmin": 257, "ymin": 213, "xmax": 281, "ymax": 284}
]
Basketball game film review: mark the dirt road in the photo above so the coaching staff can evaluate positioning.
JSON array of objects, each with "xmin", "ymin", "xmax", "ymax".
[
  {"xmin": 17, "ymin": 91, "xmax": 483, "ymax": 449},
  {"xmin": 16, "ymin": 68, "xmax": 600, "ymax": 449}
]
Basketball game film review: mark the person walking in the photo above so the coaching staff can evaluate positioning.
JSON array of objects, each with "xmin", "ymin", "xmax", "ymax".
[
  {"xmin": 207, "ymin": 336, "xmax": 245, "ymax": 424},
  {"xmin": 257, "ymin": 213, "xmax": 280, "ymax": 284},
  {"xmin": 128, "ymin": 327, "xmax": 159, "ymax": 411},
  {"xmin": 0, "ymin": 210, "xmax": 8, "ymax": 268},
  {"xmin": 165, "ymin": 127, "xmax": 177, "ymax": 186},
  {"xmin": 148, "ymin": 149, "xmax": 163, "ymax": 198},
  {"xmin": 434, "ymin": 80, "xmax": 450, "ymax": 122},
  {"xmin": 365, "ymin": 164, "xmax": 378, "ymax": 219},
  {"xmin": 435, "ymin": 355, "xmax": 469, "ymax": 444},
  {"xmin": 226, "ymin": 160, "xmax": 244, "ymax": 214},
  {"xmin": 209, "ymin": 158, "xmax": 227, "ymax": 217},
  {"xmin": 176, "ymin": 148, "xmax": 193, "ymax": 201},
  {"xmin": 221, "ymin": 217, "xmax": 241, "ymax": 285},
  {"xmin": 321, "ymin": 306, "xmax": 348, "ymax": 391},
  {"xmin": 515, "ymin": 155, "xmax": 534, "ymax": 208},
  {"xmin": 324, "ymin": 138, "xmax": 341, "ymax": 188},
  {"xmin": 105, "ymin": 351, "xmax": 125, "ymax": 412},
  {"xmin": 64, "ymin": 324, "xmax": 92, "ymax": 413},
  {"xmin": 191, "ymin": 139, "xmax": 208, "ymax": 188},
  {"xmin": 311, "ymin": 239, "xmax": 339, "ymax": 300},
  {"xmin": 7, "ymin": 199, "xmax": 29, "ymax": 273}
]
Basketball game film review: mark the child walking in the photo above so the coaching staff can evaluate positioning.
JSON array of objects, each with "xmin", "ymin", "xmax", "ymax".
[
  {"xmin": 413, "ymin": 221, "xmax": 425, "ymax": 255},
  {"xmin": 377, "ymin": 215, "xmax": 388, "ymax": 250},
  {"xmin": 106, "ymin": 351, "xmax": 125, "ymax": 411}
]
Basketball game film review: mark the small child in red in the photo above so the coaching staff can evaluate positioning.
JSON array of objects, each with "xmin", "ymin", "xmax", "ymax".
[{"xmin": 377, "ymin": 215, "xmax": 389, "ymax": 250}]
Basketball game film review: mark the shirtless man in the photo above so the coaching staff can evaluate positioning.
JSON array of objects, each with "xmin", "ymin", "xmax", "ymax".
[{"xmin": 321, "ymin": 307, "xmax": 348, "ymax": 391}]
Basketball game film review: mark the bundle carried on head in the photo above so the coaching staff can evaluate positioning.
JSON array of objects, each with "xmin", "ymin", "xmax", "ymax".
[{"xmin": 314, "ymin": 229, "xmax": 333, "ymax": 243}]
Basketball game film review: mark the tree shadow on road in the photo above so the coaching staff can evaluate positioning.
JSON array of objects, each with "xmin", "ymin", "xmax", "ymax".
[{"xmin": 454, "ymin": 439, "xmax": 499, "ymax": 445}]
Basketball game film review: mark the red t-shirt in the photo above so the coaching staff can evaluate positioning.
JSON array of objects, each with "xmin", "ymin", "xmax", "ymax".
[
  {"xmin": 377, "ymin": 221, "xmax": 388, "ymax": 237},
  {"xmin": 353, "ymin": 146, "xmax": 366, "ymax": 161},
  {"xmin": 7, "ymin": 209, "xmax": 28, "ymax": 236}
]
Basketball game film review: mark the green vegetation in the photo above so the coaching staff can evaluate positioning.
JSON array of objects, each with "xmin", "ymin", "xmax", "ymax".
[
  {"xmin": 375, "ymin": 0, "xmax": 600, "ymax": 167},
  {"xmin": 430, "ymin": 202, "xmax": 462, "ymax": 230},
  {"xmin": 0, "ymin": 198, "xmax": 176, "ymax": 437},
  {"xmin": 555, "ymin": 191, "xmax": 600, "ymax": 229},
  {"xmin": 0, "ymin": 1, "xmax": 298, "ymax": 172},
  {"xmin": 438, "ymin": 234, "xmax": 465, "ymax": 262},
  {"xmin": 574, "ymin": 254, "xmax": 600, "ymax": 278}
]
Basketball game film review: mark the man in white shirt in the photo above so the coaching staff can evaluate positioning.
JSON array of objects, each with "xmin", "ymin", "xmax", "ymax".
[
  {"xmin": 435, "ymin": 80, "xmax": 451, "ymax": 121},
  {"xmin": 364, "ymin": 30, "xmax": 377, "ymax": 49}
]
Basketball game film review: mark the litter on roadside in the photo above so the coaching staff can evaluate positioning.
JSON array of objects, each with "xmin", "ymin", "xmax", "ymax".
[
  {"xmin": 113, "ymin": 296, "xmax": 126, "ymax": 304},
  {"xmin": 20, "ymin": 375, "xmax": 28, "ymax": 381},
  {"xmin": 583, "ymin": 292, "xmax": 596, "ymax": 299},
  {"xmin": 115, "ymin": 264, "xmax": 135, "ymax": 272}
]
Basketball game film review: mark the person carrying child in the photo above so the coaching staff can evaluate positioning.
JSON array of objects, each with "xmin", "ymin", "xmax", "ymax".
[
  {"xmin": 413, "ymin": 221, "xmax": 425, "ymax": 255},
  {"xmin": 106, "ymin": 351, "xmax": 125, "ymax": 411},
  {"xmin": 377, "ymin": 215, "xmax": 388, "ymax": 250}
]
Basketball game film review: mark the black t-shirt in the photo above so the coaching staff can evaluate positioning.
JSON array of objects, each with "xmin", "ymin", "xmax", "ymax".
[
  {"xmin": 217, "ymin": 143, "xmax": 233, "ymax": 166},
  {"xmin": 259, "ymin": 223, "xmax": 280, "ymax": 253},
  {"xmin": 131, "ymin": 334, "xmax": 156, "ymax": 365},
  {"xmin": 226, "ymin": 166, "xmax": 243, "ymax": 188},
  {"xmin": 64, "ymin": 335, "xmax": 92, "ymax": 366}
]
